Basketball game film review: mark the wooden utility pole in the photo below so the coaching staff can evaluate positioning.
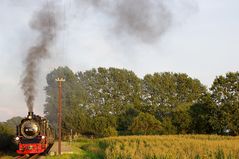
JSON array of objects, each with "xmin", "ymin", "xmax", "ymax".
[{"xmin": 56, "ymin": 78, "xmax": 65, "ymax": 155}]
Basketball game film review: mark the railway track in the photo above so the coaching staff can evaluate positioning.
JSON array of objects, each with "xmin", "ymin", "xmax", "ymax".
[{"xmin": 15, "ymin": 154, "xmax": 39, "ymax": 159}]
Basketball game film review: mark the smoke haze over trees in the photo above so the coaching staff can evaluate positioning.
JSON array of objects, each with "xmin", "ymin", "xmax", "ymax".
[{"xmin": 44, "ymin": 67, "xmax": 239, "ymax": 137}]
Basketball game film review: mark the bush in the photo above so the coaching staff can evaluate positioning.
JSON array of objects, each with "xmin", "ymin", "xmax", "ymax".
[
  {"xmin": 91, "ymin": 116, "xmax": 117, "ymax": 137},
  {"xmin": 103, "ymin": 127, "xmax": 118, "ymax": 137},
  {"xmin": 0, "ymin": 123, "xmax": 17, "ymax": 151},
  {"xmin": 129, "ymin": 112, "xmax": 162, "ymax": 135},
  {"xmin": 160, "ymin": 117, "xmax": 177, "ymax": 135}
]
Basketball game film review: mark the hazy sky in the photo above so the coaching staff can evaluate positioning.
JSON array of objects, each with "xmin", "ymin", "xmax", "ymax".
[{"xmin": 0, "ymin": 0, "xmax": 238, "ymax": 121}]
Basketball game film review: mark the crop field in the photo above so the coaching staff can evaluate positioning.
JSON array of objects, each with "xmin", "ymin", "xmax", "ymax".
[
  {"xmin": 1, "ymin": 135, "xmax": 239, "ymax": 159},
  {"xmin": 81, "ymin": 135, "xmax": 239, "ymax": 159}
]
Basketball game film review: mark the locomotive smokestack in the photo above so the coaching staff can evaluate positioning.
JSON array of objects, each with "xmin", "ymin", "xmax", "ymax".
[{"xmin": 27, "ymin": 112, "xmax": 34, "ymax": 119}]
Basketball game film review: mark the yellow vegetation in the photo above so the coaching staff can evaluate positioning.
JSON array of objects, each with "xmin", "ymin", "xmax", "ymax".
[{"xmin": 95, "ymin": 135, "xmax": 239, "ymax": 159}]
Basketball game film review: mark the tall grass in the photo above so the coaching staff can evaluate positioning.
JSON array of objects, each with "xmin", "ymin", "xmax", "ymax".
[{"xmin": 83, "ymin": 135, "xmax": 239, "ymax": 159}]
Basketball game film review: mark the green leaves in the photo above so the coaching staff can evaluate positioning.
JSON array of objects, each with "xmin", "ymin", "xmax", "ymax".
[
  {"xmin": 44, "ymin": 66, "xmax": 87, "ymax": 135},
  {"xmin": 142, "ymin": 72, "xmax": 206, "ymax": 119},
  {"xmin": 43, "ymin": 67, "xmax": 238, "ymax": 136},
  {"xmin": 209, "ymin": 72, "xmax": 239, "ymax": 135},
  {"xmin": 172, "ymin": 103, "xmax": 192, "ymax": 134},
  {"xmin": 0, "ymin": 122, "xmax": 17, "ymax": 151},
  {"xmin": 190, "ymin": 72, "xmax": 239, "ymax": 135},
  {"xmin": 129, "ymin": 112, "xmax": 162, "ymax": 135},
  {"xmin": 117, "ymin": 106, "xmax": 139, "ymax": 133},
  {"xmin": 77, "ymin": 67, "xmax": 142, "ymax": 116}
]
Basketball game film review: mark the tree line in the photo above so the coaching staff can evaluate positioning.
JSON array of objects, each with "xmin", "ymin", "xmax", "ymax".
[
  {"xmin": 44, "ymin": 67, "xmax": 239, "ymax": 137},
  {"xmin": 0, "ymin": 117, "xmax": 22, "ymax": 153},
  {"xmin": 0, "ymin": 67, "xmax": 237, "ymax": 153}
]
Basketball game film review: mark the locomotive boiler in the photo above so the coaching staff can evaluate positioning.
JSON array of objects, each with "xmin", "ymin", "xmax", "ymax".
[{"xmin": 15, "ymin": 112, "xmax": 54, "ymax": 155}]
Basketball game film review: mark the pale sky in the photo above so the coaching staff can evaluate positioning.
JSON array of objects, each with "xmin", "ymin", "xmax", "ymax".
[{"xmin": 0, "ymin": 0, "xmax": 238, "ymax": 121}]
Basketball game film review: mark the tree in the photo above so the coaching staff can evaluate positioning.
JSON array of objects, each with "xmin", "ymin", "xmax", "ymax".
[
  {"xmin": 77, "ymin": 67, "xmax": 142, "ymax": 116},
  {"xmin": 209, "ymin": 72, "xmax": 239, "ymax": 135},
  {"xmin": 62, "ymin": 107, "xmax": 90, "ymax": 136},
  {"xmin": 129, "ymin": 112, "xmax": 161, "ymax": 135},
  {"xmin": 171, "ymin": 103, "xmax": 192, "ymax": 134},
  {"xmin": 5, "ymin": 116, "xmax": 22, "ymax": 129},
  {"xmin": 190, "ymin": 94, "xmax": 215, "ymax": 134},
  {"xmin": 211, "ymin": 72, "xmax": 239, "ymax": 107},
  {"xmin": 117, "ymin": 105, "xmax": 140, "ymax": 134},
  {"xmin": 0, "ymin": 123, "xmax": 17, "ymax": 151},
  {"xmin": 160, "ymin": 117, "xmax": 176, "ymax": 134},
  {"xmin": 102, "ymin": 127, "xmax": 118, "ymax": 137},
  {"xmin": 91, "ymin": 115, "xmax": 117, "ymax": 137},
  {"xmin": 44, "ymin": 66, "xmax": 88, "ymax": 134},
  {"xmin": 141, "ymin": 72, "xmax": 206, "ymax": 119}
]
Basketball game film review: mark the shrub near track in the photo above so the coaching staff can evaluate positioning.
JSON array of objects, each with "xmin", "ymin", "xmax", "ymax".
[{"xmin": 83, "ymin": 135, "xmax": 239, "ymax": 159}]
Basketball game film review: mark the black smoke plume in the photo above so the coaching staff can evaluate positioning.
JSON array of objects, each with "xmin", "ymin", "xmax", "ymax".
[
  {"xmin": 21, "ymin": 2, "xmax": 60, "ymax": 112},
  {"xmin": 77, "ymin": 0, "xmax": 172, "ymax": 43}
]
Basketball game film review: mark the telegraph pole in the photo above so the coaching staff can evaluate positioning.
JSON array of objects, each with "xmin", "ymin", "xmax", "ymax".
[{"xmin": 56, "ymin": 78, "xmax": 65, "ymax": 155}]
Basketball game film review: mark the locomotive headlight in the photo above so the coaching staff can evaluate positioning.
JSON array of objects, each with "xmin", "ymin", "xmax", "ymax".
[
  {"xmin": 15, "ymin": 136, "xmax": 20, "ymax": 141},
  {"xmin": 21, "ymin": 120, "xmax": 40, "ymax": 139},
  {"xmin": 41, "ymin": 135, "xmax": 45, "ymax": 139}
]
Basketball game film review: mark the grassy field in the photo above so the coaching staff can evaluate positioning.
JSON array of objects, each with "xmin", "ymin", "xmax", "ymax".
[
  {"xmin": 1, "ymin": 135, "xmax": 239, "ymax": 159},
  {"xmin": 80, "ymin": 135, "xmax": 239, "ymax": 159},
  {"xmin": 45, "ymin": 139, "xmax": 100, "ymax": 159}
]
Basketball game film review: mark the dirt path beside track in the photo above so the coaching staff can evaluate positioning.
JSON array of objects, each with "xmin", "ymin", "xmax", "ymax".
[{"xmin": 49, "ymin": 142, "xmax": 72, "ymax": 155}]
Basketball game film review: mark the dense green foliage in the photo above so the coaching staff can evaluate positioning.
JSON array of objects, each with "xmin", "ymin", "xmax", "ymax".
[
  {"xmin": 129, "ymin": 112, "xmax": 161, "ymax": 135},
  {"xmin": 0, "ymin": 123, "xmax": 14, "ymax": 151},
  {"xmin": 210, "ymin": 72, "xmax": 239, "ymax": 135},
  {"xmin": 141, "ymin": 72, "xmax": 206, "ymax": 118},
  {"xmin": 0, "ymin": 116, "xmax": 21, "ymax": 153},
  {"xmin": 43, "ymin": 67, "xmax": 238, "ymax": 137}
]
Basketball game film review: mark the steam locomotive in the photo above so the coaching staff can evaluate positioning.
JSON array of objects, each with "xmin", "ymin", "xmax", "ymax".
[{"xmin": 15, "ymin": 112, "xmax": 54, "ymax": 155}]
